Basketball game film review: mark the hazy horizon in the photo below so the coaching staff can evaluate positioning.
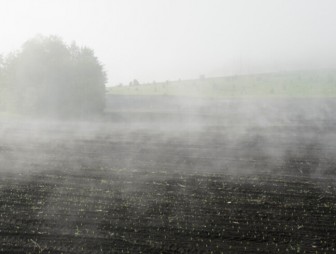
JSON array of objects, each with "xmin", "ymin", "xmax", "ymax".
[
  {"xmin": 1, "ymin": 0, "xmax": 336, "ymax": 86},
  {"xmin": 1, "ymin": 2, "xmax": 336, "ymax": 252}
]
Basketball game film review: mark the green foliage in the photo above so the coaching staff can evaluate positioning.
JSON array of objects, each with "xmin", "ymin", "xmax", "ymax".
[
  {"xmin": 108, "ymin": 70, "xmax": 336, "ymax": 98},
  {"xmin": 0, "ymin": 35, "xmax": 106, "ymax": 117}
]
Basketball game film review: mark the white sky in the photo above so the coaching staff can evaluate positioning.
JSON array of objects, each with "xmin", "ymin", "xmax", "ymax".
[{"xmin": 1, "ymin": 0, "xmax": 336, "ymax": 86}]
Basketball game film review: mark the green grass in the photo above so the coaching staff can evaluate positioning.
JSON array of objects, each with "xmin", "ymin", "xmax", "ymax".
[{"xmin": 108, "ymin": 70, "xmax": 336, "ymax": 98}]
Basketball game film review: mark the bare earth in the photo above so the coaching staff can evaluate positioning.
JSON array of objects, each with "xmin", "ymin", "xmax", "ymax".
[{"xmin": 0, "ymin": 96, "xmax": 335, "ymax": 253}]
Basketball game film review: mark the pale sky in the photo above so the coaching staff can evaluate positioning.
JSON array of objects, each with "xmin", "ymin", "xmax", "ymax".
[{"xmin": 1, "ymin": 0, "xmax": 336, "ymax": 86}]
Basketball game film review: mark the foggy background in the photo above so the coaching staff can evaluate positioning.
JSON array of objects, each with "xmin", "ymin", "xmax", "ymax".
[
  {"xmin": 1, "ymin": 1, "xmax": 336, "ymax": 253},
  {"xmin": 1, "ymin": 0, "xmax": 336, "ymax": 85},
  {"xmin": 1, "ymin": 0, "xmax": 336, "ymax": 178}
]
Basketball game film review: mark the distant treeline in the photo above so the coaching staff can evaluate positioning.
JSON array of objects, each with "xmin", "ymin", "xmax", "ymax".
[{"xmin": 0, "ymin": 35, "xmax": 106, "ymax": 117}]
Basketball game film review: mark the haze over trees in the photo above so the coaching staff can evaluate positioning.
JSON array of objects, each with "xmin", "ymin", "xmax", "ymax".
[{"xmin": 0, "ymin": 35, "xmax": 107, "ymax": 117}]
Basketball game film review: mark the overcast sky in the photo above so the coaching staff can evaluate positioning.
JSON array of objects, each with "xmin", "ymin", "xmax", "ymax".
[{"xmin": 1, "ymin": 0, "xmax": 336, "ymax": 86}]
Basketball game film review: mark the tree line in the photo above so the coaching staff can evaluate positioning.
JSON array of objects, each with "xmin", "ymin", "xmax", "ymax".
[{"xmin": 0, "ymin": 35, "xmax": 106, "ymax": 117}]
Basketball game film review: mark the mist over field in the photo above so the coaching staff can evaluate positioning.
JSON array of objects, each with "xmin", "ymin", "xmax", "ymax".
[
  {"xmin": 1, "ymin": 93, "xmax": 336, "ymax": 177},
  {"xmin": 1, "ymin": 1, "xmax": 336, "ymax": 253}
]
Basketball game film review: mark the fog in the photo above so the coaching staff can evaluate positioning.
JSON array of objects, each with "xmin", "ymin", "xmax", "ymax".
[
  {"xmin": 1, "ymin": 95, "xmax": 336, "ymax": 179},
  {"xmin": 1, "ymin": 1, "xmax": 336, "ymax": 252},
  {"xmin": 1, "ymin": 0, "xmax": 336, "ymax": 85},
  {"xmin": 0, "ymin": 0, "xmax": 335, "ymax": 211}
]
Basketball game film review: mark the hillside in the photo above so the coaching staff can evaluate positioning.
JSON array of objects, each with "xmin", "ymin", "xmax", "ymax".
[{"xmin": 108, "ymin": 70, "xmax": 336, "ymax": 98}]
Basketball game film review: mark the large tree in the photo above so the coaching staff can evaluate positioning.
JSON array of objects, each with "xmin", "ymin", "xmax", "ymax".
[{"xmin": 0, "ymin": 35, "xmax": 106, "ymax": 117}]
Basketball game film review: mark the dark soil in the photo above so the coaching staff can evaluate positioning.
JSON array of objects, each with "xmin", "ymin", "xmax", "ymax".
[
  {"xmin": 0, "ymin": 96, "xmax": 336, "ymax": 253},
  {"xmin": 0, "ymin": 169, "xmax": 335, "ymax": 253}
]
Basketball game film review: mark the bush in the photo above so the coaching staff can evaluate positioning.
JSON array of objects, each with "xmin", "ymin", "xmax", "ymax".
[{"xmin": 0, "ymin": 35, "xmax": 107, "ymax": 117}]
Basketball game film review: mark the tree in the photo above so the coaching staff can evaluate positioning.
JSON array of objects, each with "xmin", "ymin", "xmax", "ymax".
[
  {"xmin": 130, "ymin": 79, "xmax": 139, "ymax": 86},
  {"xmin": 0, "ymin": 35, "xmax": 107, "ymax": 117},
  {"xmin": 0, "ymin": 54, "xmax": 4, "ymax": 69},
  {"xmin": 0, "ymin": 54, "xmax": 4, "ymax": 109}
]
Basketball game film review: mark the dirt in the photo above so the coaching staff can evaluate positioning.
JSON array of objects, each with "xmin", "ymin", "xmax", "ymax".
[
  {"xmin": 0, "ymin": 169, "xmax": 335, "ymax": 253},
  {"xmin": 0, "ymin": 96, "xmax": 336, "ymax": 253}
]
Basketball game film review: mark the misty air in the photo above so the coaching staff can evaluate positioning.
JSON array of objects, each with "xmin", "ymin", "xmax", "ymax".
[{"xmin": 0, "ymin": 1, "xmax": 335, "ymax": 253}]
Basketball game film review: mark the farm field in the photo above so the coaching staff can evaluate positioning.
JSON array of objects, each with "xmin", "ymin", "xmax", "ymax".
[
  {"xmin": 0, "ymin": 95, "xmax": 336, "ymax": 253},
  {"xmin": 108, "ymin": 70, "xmax": 336, "ymax": 98},
  {"xmin": 1, "ymin": 168, "xmax": 335, "ymax": 253}
]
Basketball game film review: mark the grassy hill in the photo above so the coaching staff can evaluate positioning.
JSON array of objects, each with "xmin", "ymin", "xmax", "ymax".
[{"xmin": 108, "ymin": 70, "xmax": 336, "ymax": 98}]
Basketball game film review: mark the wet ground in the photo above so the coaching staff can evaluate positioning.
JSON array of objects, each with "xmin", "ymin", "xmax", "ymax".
[{"xmin": 0, "ymin": 96, "xmax": 335, "ymax": 253}]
